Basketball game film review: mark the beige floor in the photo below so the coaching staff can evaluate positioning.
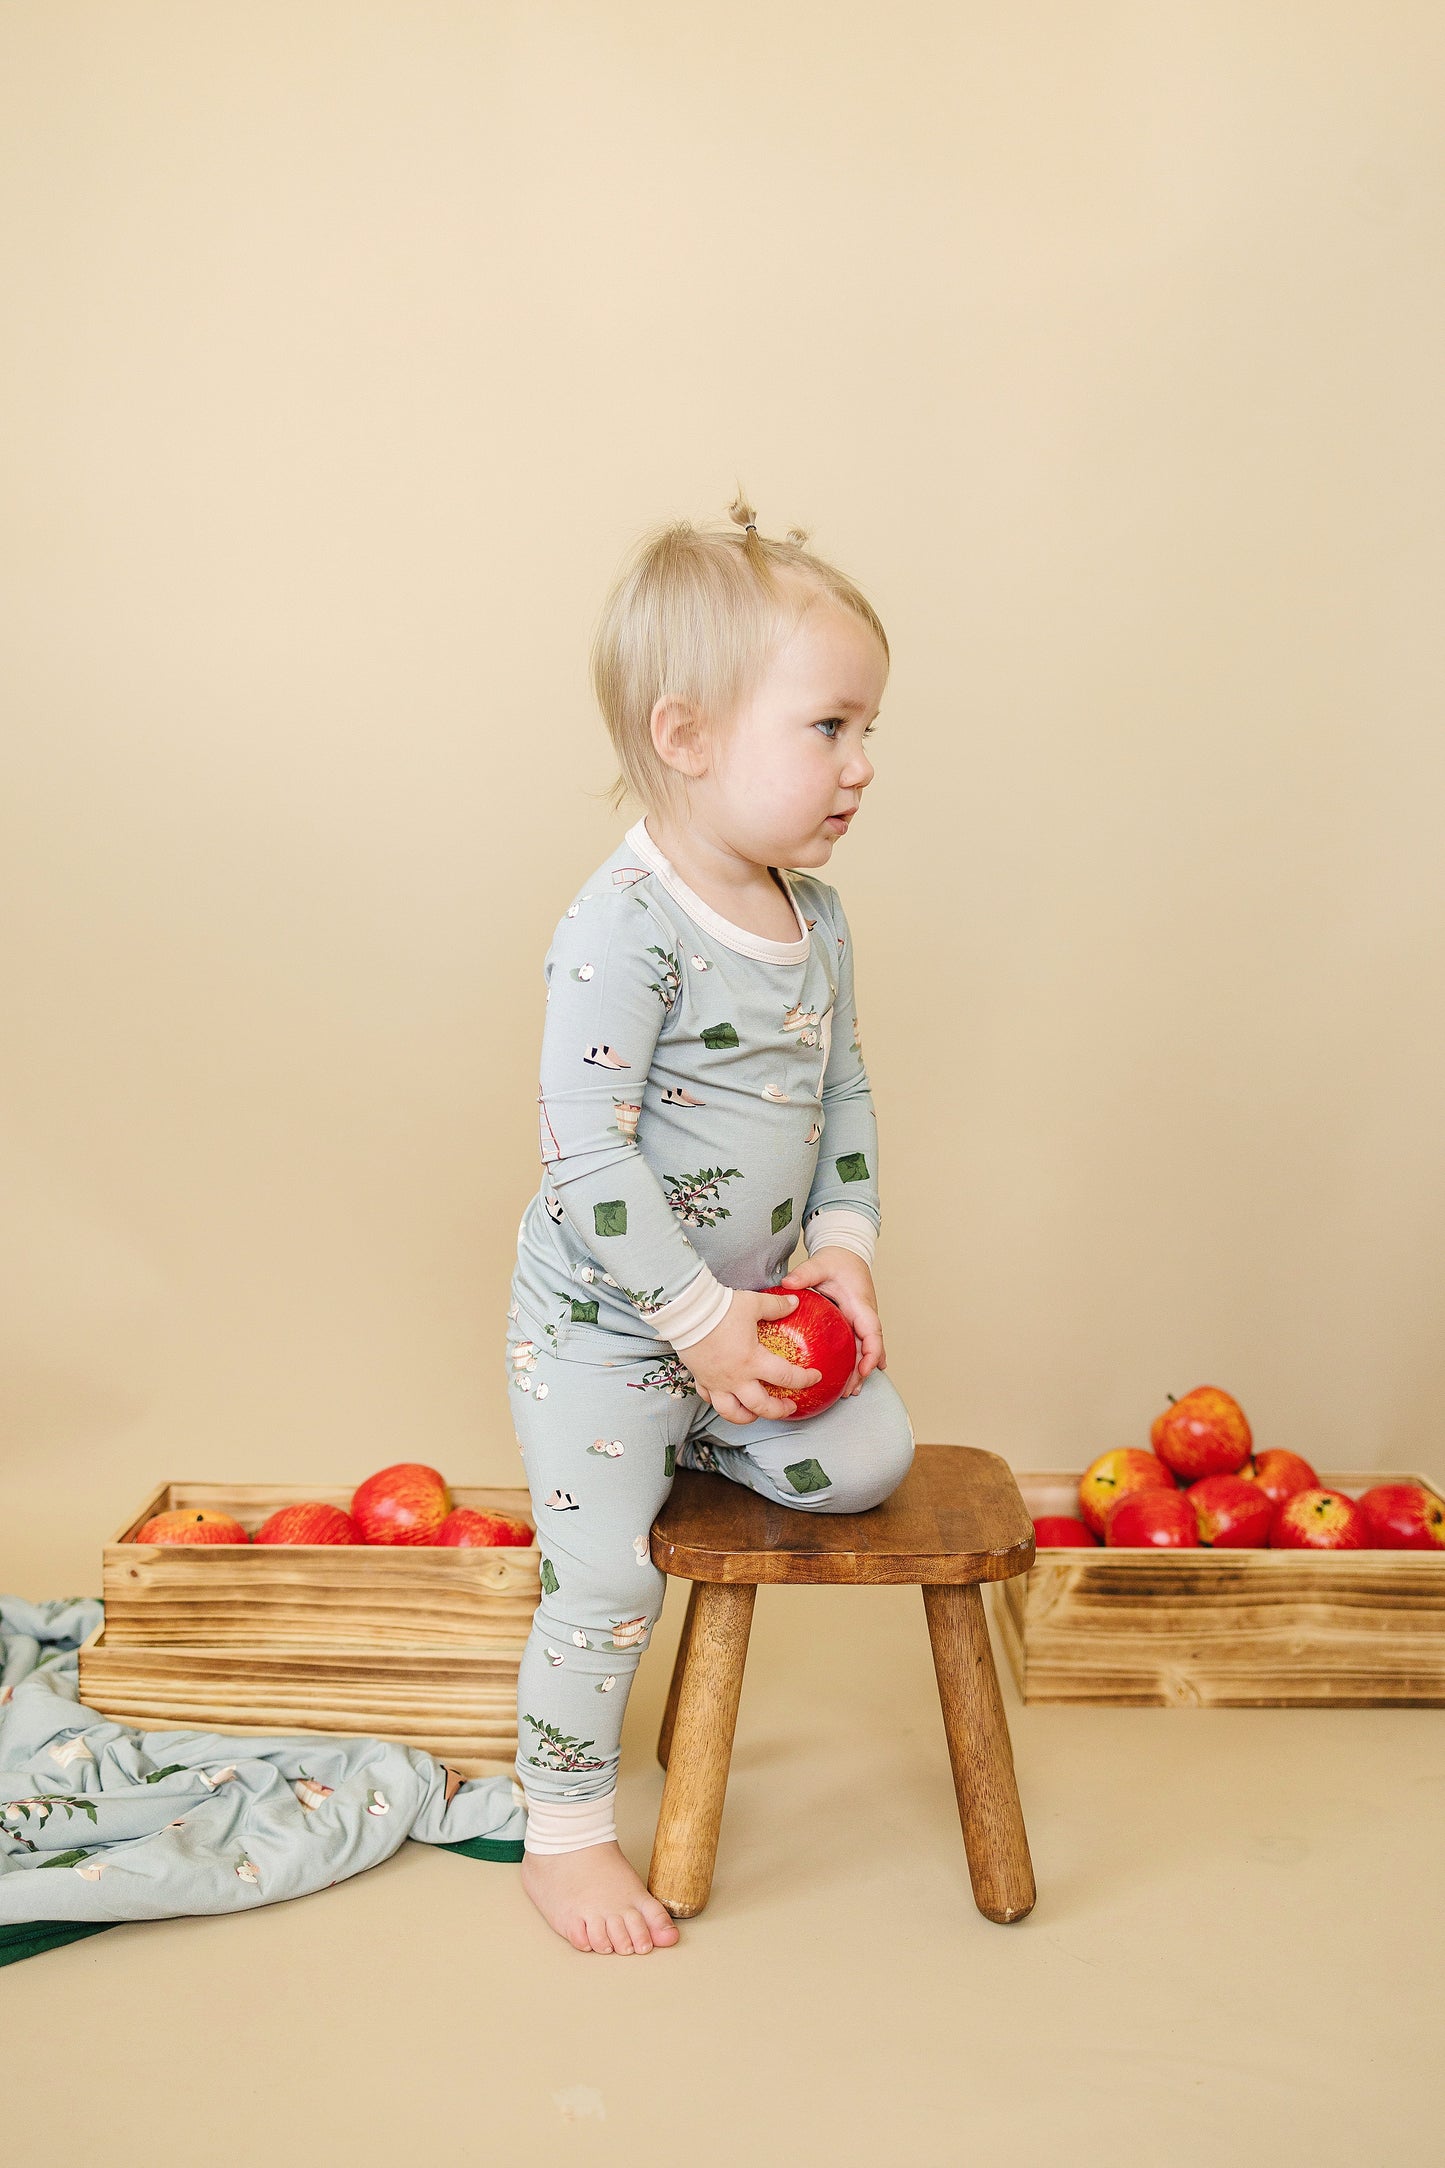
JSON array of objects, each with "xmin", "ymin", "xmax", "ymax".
[{"xmin": 7, "ymin": 1574, "xmax": 1440, "ymax": 2166}]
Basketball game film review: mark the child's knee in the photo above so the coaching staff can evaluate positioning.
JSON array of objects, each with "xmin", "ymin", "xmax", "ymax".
[{"xmin": 813, "ymin": 1381, "xmax": 915, "ymax": 1513}]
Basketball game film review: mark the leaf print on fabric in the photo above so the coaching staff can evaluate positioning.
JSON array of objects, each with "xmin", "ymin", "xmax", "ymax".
[
  {"xmin": 524, "ymin": 1716, "xmax": 606, "ymax": 1772},
  {"xmin": 556, "ymin": 1291, "xmax": 599, "ymax": 1325},
  {"xmin": 836, "ymin": 1152, "xmax": 871, "ymax": 1183},
  {"xmin": 615, "ymin": 1280, "xmax": 667, "ymax": 1314},
  {"xmin": 34, "ymin": 1848, "xmax": 95, "ymax": 1872},
  {"xmin": 5, "ymin": 1793, "xmax": 99, "ymax": 1828},
  {"xmin": 784, "ymin": 1457, "xmax": 833, "ymax": 1495},
  {"xmin": 626, "ymin": 1354, "xmax": 697, "ymax": 1398},
  {"xmin": 664, "ymin": 1165, "xmax": 742, "ymax": 1229},
  {"xmin": 594, "ymin": 1199, "xmax": 628, "ymax": 1236},
  {"xmin": 645, "ymin": 944, "xmax": 684, "ymax": 1008},
  {"xmin": 539, "ymin": 1557, "xmax": 560, "ymax": 1596},
  {"xmin": 663, "ymin": 1441, "xmax": 676, "ymax": 1477},
  {"xmin": 771, "ymin": 1198, "xmax": 794, "ymax": 1234},
  {"xmin": 700, "ymin": 1021, "xmax": 740, "ymax": 1049}
]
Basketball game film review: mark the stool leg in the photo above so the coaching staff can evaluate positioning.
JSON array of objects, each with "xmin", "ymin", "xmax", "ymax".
[
  {"xmin": 647, "ymin": 1581, "xmax": 756, "ymax": 1919},
  {"xmin": 657, "ymin": 1581, "xmax": 701, "ymax": 1770},
  {"xmin": 921, "ymin": 1581, "xmax": 1036, "ymax": 1924}
]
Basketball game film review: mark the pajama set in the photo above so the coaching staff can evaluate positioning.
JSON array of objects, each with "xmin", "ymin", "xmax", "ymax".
[{"xmin": 505, "ymin": 816, "xmax": 915, "ymax": 1850}]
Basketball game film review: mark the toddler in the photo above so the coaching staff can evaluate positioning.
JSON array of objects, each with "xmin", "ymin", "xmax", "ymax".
[{"xmin": 505, "ymin": 495, "xmax": 916, "ymax": 1954}]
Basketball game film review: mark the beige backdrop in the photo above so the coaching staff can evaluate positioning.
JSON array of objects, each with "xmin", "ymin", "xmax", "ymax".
[{"xmin": 3, "ymin": 4, "xmax": 1443, "ymax": 1589}]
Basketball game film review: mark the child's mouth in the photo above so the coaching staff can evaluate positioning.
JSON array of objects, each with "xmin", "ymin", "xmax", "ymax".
[{"xmin": 824, "ymin": 812, "xmax": 853, "ymax": 833}]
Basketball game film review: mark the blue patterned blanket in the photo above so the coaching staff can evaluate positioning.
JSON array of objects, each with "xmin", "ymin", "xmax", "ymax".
[{"xmin": 0, "ymin": 1594, "xmax": 526, "ymax": 1967}]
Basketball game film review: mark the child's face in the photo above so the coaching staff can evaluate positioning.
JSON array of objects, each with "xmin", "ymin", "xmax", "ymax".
[{"xmin": 704, "ymin": 593, "xmax": 886, "ymax": 869}]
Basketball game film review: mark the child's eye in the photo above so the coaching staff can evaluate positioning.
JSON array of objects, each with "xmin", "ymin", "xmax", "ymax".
[{"xmin": 815, "ymin": 717, "xmax": 878, "ymax": 739}]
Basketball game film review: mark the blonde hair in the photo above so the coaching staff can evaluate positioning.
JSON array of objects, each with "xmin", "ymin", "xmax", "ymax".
[{"xmin": 589, "ymin": 488, "xmax": 889, "ymax": 824}]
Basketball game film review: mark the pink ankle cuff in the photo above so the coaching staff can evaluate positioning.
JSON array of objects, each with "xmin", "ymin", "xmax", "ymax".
[{"xmin": 521, "ymin": 1788, "xmax": 619, "ymax": 1854}]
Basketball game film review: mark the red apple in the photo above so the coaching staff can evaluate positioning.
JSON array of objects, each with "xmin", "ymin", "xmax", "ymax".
[
  {"xmin": 1032, "ymin": 1515, "xmax": 1098, "ymax": 1547},
  {"xmin": 1187, "ymin": 1473, "xmax": 1274, "ymax": 1548},
  {"xmin": 756, "ymin": 1286, "xmax": 857, "ymax": 1418},
  {"xmin": 1077, "ymin": 1449, "xmax": 1175, "ymax": 1538},
  {"xmin": 1150, "ymin": 1386, "xmax": 1252, "ymax": 1480},
  {"xmin": 253, "ymin": 1502, "xmax": 360, "ymax": 1545},
  {"xmin": 1356, "ymin": 1482, "xmax": 1445, "ymax": 1552},
  {"xmin": 1106, "ymin": 1491, "xmax": 1200, "ymax": 1548},
  {"xmin": 1269, "ymin": 1488, "xmax": 1369, "ymax": 1550},
  {"xmin": 435, "ymin": 1506, "xmax": 534, "ymax": 1548},
  {"xmin": 351, "ymin": 1462, "xmax": 452, "ymax": 1546},
  {"xmin": 1240, "ymin": 1450, "xmax": 1319, "ymax": 1508},
  {"xmin": 134, "ymin": 1509, "xmax": 250, "ymax": 1545}
]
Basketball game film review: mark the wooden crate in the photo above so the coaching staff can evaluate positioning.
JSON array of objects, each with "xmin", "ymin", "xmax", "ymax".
[
  {"xmin": 77, "ymin": 1480, "xmax": 542, "ymax": 1776},
  {"xmin": 991, "ymin": 1469, "xmax": 1445, "ymax": 1707}
]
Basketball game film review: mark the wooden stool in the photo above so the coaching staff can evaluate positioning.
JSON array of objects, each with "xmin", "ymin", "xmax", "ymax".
[{"xmin": 647, "ymin": 1442, "xmax": 1038, "ymax": 1925}]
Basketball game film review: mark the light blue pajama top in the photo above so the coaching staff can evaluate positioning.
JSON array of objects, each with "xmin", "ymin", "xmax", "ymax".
[{"xmin": 510, "ymin": 817, "xmax": 880, "ymax": 1360}]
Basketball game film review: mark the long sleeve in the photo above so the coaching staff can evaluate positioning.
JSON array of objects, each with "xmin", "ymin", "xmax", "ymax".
[
  {"xmin": 801, "ymin": 894, "xmax": 881, "ymax": 1266},
  {"xmin": 536, "ymin": 889, "xmax": 734, "ymax": 1349}
]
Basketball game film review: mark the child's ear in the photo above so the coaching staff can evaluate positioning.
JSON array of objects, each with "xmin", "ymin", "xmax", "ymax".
[{"xmin": 649, "ymin": 694, "xmax": 709, "ymax": 778}]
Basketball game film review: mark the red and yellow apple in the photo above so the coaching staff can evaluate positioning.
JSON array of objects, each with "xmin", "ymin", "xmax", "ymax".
[
  {"xmin": 1078, "ymin": 1449, "xmax": 1175, "ymax": 1538},
  {"xmin": 1355, "ymin": 1482, "xmax": 1445, "ymax": 1552},
  {"xmin": 1150, "ymin": 1386, "xmax": 1252, "ymax": 1480},
  {"xmin": 1186, "ymin": 1473, "xmax": 1273, "ymax": 1548},
  {"xmin": 1032, "ymin": 1515, "xmax": 1097, "ymax": 1547},
  {"xmin": 134, "ymin": 1509, "xmax": 250, "ymax": 1545},
  {"xmin": 1106, "ymin": 1491, "xmax": 1200, "ymax": 1548},
  {"xmin": 1269, "ymin": 1488, "xmax": 1368, "ymax": 1550},
  {"xmin": 351, "ymin": 1462, "xmax": 452, "ymax": 1546},
  {"xmin": 757, "ymin": 1286, "xmax": 857, "ymax": 1418},
  {"xmin": 253, "ymin": 1503, "xmax": 359, "ymax": 1545},
  {"xmin": 435, "ymin": 1506, "xmax": 534, "ymax": 1547},
  {"xmin": 1240, "ymin": 1450, "xmax": 1319, "ymax": 1508}
]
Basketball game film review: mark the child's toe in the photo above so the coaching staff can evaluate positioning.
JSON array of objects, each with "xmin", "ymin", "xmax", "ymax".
[
  {"xmin": 606, "ymin": 1912, "xmax": 636, "ymax": 1953},
  {"xmin": 585, "ymin": 1915, "xmax": 614, "ymax": 1954},
  {"xmin": 622, "ymin": 1906, "xmax": 654, "ymax": 1953}
]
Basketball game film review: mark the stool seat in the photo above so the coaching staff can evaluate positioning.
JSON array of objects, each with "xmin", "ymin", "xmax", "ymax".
[
  {"xmin": 651, "ymin": 1443, "xmax": 1035, "ymax": 1585},
  {"xmin": 647, "ymin": 1442, "xmax": 1039, "ymax": 1927}
]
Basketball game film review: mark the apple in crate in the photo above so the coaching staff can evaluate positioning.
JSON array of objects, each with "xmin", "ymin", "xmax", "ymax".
[
  {"xmin": 253, "ymin": 1503, "xmax": 360, "ymax": 1545},
  {"xmin": 1032, "ymin": 1516, "xmax": 1098, "ymax": 1547},
  {"xmin": 1078, "ymin": 1449, "xmax": 1175, "ymax": 1538},
  {"xmin": 756, "ymin": 1286, "xmax": 857, "ymax": 1418},
  {"xmin": 1270, "ymin": 1488, "xmax": 1368, "ymax": 1550},
  {"xmin": 1241, "ymin": 1450, "xmax": 1319, "ymax": 1507},
  {"xmin": 1355, "ymin": 1483, "xmax": 1445, "ymax": 1551},
  {"xmin": 351, "ymin": 1462, "xmax": 452, "ymax": 1545},
  {"xmin": 1187, "ymin": 1473, "xmax": 1273, "ymax": 1548},
  {"xmin": 1150, "ymin": 1386, "xmax": 1252, "ymax": 1480},
  {"xmin": 435, "ymin": 1507, "xmax": 534, "ymax": 1548},
  {"xmin": 1106, "ymin": 1490, "xmax": 1200, "ymax": 1548},
  {"xmin": 134, "ymin": 1509, "xmax": 250, "ymax": 1545}
]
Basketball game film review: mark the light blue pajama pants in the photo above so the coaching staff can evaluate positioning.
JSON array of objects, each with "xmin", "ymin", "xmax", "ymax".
[{"xmin": 504, "ymin": 1318, "xmax": 916, "ymax": 1803}]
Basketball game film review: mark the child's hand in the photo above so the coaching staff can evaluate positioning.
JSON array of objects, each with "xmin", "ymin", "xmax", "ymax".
[
  {"xmin": 776, "ymin": 1249, "xmax": 886, "ymax": 1398},
  {"xmin": 682, "ymin": 1289, "xmax": 823, "ymax": 1425}
]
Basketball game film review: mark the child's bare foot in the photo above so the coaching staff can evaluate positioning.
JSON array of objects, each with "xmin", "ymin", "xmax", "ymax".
[{"xmin": 521, "ymin": 1840, "xmax": 681, "ymax": 1953}]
